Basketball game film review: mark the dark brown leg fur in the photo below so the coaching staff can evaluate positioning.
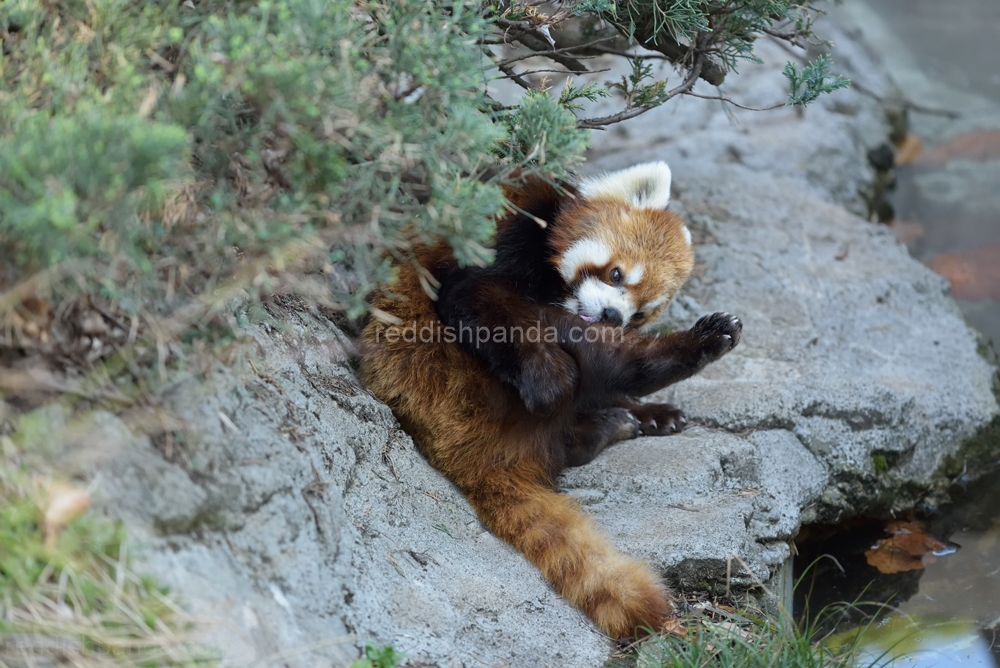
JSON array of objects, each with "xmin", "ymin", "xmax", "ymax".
[{"xmin": 565, "ymin": 408, "xmax": 641, "ymax": 467}]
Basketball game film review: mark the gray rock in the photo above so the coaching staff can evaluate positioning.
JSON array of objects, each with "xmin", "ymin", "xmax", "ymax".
[{"xmin": 71, "ymin": 20, "xmax": 997, "ymax": 668}]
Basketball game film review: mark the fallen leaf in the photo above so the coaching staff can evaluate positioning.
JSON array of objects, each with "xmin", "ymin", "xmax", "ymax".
[
  {"xmin": 915, "ymin": 130, "xmax": 1000, "ymax": 166},
  {"xmin": 661, "ymin": 618, "xmax": 687, "ymax": 638},
  {"xmin": 894, "ymin": 133, "xmax": 924, "ymax": 166},
  {"xmin": 928, "ymin": 245, "xmax": 1000, "ymax": 301},
  {"xmin": 42, "ymin": 481, "xmax": 91, "ymax": 549},
  {"xmin": 864, "ymin": 520, "xmax": 952, "ymax": 575}
]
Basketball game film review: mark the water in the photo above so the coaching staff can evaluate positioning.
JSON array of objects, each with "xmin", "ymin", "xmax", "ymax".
[
  {"xmin": 794, "ymin": 2, "xmax": 1000, "ymax": 664},
  {"xmin": 796, "ymin": 469, "xmax": 1000, "ymax": 666},
  {"xmin": 836, "ymin": 0, "xmax": 1000, "ymax": 344}
]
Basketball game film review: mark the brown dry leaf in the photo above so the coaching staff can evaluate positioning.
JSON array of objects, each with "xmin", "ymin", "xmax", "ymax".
[
  {"xmin": 894, "ymin": 133, "xmax": 924, "ymax": 166},
  {"xmin": 661, "ymin": 618, "xmax": 687, "ymax": 638},
  {"xmin": 41, "ymin": 481, "xmax": 91, "ymax": 549},
  {"xmin": 915, "ymin": 129, "xmax": 1000, "ymax": 166},
  {"xmin": 864, "ymin": 521, "xmax": 948, "ymax": 574},
  {"xmin": 928, "ymin": 246, "xmax": 1000, "ymax": 301},
  {"xmin": 4, "ymin": 295, "xmax": 53, "ymax": 344},
  {"xmin": 865, "ymin": 545, "xmax": 925, "ymax": 574}
]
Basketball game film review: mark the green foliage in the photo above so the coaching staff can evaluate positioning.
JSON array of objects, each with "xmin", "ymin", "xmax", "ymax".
[
  {"xmin": 0, "ymin": 0, "xmax": 589, "ymax": 321},
  {"xmin": 0, "ymin": 113, "xmax": 187, "ymax": 269},
  {"xmin": 559, "ymin": 78, "xmax": 613, "ymax": 112},
  {"xmin": 784, "ymin": 54, "xmax": 851, "ymax": 106},
  {"xmin": 0, "ymin": 0, "xmax": 850, "ymax": 332},
  {"xmin": 350, "ymin": 642, "xmax": 405, "ymax": 668},
  {"xmin": 614, "ymin": 0, "xmax": 711, "ymax": 43},
  {"xmin": 501, "ymin": 91, "xmax": 590, "ymax": 178},
  {"xmin": 569, "ymin": 0, "xmax": 619, "ymax": 16},
  {"xmin": 608, "ymin": 58, "xmax": 669, "ymax": 109},
  {"xmin": 638, "ymin": 614, "xmax": 888, "ymax": 668},
  {"xmin": 556, "ymin": 0, "xmax": 848, "ymax": 114},
  {"xmin": 0, "ymin": 489, "xmax": 124, "ymax": 597}
]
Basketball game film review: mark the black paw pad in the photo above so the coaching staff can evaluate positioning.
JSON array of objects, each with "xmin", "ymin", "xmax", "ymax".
[{"xmin": 690, "ymin": 312, "xmax": 742, "ymax": 360}]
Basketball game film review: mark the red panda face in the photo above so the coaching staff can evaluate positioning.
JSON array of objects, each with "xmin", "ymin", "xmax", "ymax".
[{"xmin": 549, "ymin": 162, "xmax": 694, "ymax": 329}]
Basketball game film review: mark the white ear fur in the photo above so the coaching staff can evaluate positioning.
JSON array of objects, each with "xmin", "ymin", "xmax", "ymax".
[{"xmin": 578, "ymin": 161, "xmax": 672, "ymax": 209}]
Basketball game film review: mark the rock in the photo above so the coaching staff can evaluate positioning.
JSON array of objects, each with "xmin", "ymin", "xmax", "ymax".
[
  {"xmin": 74, "ymin": 21, "xmax": 997, "ymax": 668},
  {"xmin": 84, "ymin": 307, "xmax": 613, "ymax": 667}
]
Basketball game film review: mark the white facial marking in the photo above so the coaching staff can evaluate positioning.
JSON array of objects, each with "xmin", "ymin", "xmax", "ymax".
[
  {"xmin": 625, "ymin": 264, "xmax": 644, "ymax": 285},
  {"xmin": 579, "ymin": 161, "xmax": 672, "ymax": 210},
  {"xmin": 645, "ymin": 294, "xmax": 670, "ymax": 311},
  {"xmin": 682, "ymin": 225, "xmax": 692, "ymax": 245},
  {"xmin": 559, "ymin": 238, "xmax": 611, "ymax": 282},
  {"xmin": 575, "ymin": 277, "xmax": 635, "ymax": 323}
]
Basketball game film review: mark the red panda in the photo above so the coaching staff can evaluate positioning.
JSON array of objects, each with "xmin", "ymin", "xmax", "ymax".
[{"xmin": 358, "ymin": 162, "xmax": 741, "ymax": 638}]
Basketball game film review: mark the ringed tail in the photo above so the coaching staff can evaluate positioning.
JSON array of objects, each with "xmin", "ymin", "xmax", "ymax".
[{"xmin": 465, "ymin": 465, "xmax": 672, "ymax": 637}]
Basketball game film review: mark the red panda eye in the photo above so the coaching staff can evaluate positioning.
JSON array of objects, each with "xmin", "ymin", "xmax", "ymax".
[
  {"xmin": 632, "ymin": 312, "xmax": 645, "ymax": 321},
  {"xmin": 610, "ymin": 267, "xmax": 623, "ymax": 285}
]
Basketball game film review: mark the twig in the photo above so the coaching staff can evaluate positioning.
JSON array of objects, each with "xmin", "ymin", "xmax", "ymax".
[
  {"xmin": 509, "ymin": 31, "xmax": 591, "ymax": 73},
  {"xmin": 605, "ymin": 16, "xmax": 726, "ymax": 86},
  {"xmin": 494, "ymin": 35, "xmax": 616, "ymax": 68},
  {"xmin": 762, "ymin": 27, "xmax": 806, "ymax": 49},
  {"xmin": 496, "ymin": 67, "xmax": 610, "ymax": 80},
  {"xmin": 684, "ymin": 91, "xmax": 785, "ymax": 112},
  {"xmin": 577, "ymin": 55, "xmax": 704, "ymax": 130},
  {"xmin": 851, "ymin": 78, "xmax": 961, "ymax": 118},
  {"xmin": 496, "ymin": 61, "xmax": 533, "ymax": 90},
  {"xmin": 765, "ymin": 33, "xmax": 808, "ymax": 64}
]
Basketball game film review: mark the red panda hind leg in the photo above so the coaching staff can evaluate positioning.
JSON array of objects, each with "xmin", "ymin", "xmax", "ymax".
[
  {"xmin": 565, "ymin": 408, "xmax": 641, "ymax": 467},
  {"xmin": 615, "ymin": 399, "xmax": 688, "ymax": 436},
  {"xmin": 464, "ymin": 463, "xmax": 673, "ymax": 638}
]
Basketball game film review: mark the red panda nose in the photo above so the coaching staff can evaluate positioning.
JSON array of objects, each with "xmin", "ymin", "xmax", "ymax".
[{"xmin": 600, "ymin": 308, "xmax": 623, "ymax": 326}]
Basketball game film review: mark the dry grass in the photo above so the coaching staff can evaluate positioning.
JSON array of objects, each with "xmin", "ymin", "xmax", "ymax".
[{"xmin": 0, "ymin": 426, "xmax": 212, "ymax": 667}]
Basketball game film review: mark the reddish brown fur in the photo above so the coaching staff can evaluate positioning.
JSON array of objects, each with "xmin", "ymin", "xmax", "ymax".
[
  {"xmin": 357, "ymin": 173, "xmax": 740, "ymax": 638},
  {"xmin": 548, "ymin": 197, "xmax": 693, "ymax": 326},
  {"xmin": 360, "ymin": 257, "xmax": 673, "ymax": 635},
  {"xmin": 359, "ymin": 212, "xmax": 679, "ymax": 637}
]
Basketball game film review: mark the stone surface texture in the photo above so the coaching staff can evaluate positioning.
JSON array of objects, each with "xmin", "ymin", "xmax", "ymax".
[{"xmin": 76, "ymin": 22, "xmax": 997, "ymax": 668}]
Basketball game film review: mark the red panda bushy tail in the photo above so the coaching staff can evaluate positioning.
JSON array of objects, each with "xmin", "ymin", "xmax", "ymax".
[{"xmin": 465, "ymin": 465, "xmax": 672, "ymax": 638}]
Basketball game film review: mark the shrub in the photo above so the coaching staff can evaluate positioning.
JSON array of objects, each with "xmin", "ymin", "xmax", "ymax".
[{"xmin": 0, "ymin": 0, "xmax": 846, "ymax": 325}]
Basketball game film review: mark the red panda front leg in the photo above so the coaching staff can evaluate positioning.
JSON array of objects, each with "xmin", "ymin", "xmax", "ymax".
[
  {"xmin": 608, "ymin": 311, "xmax": 741, "ymax": 432},
  {"xmin": 566, "ymin": 311, "xmax": 742, "ymax": 402},
  {"xmin": 624, "ymin": 312, "xmax": 742, "ymax": 396}
]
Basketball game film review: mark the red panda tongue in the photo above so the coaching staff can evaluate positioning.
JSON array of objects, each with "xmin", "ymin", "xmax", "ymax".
[{"xmin": 579, "ymin": 314, "xmax": 598, "ymax": 323}]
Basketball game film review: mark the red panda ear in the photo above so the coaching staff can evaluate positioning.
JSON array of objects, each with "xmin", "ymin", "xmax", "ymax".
[{"xmin": 577, "ymin": 161, "xmax": 672, "ymax": 209}]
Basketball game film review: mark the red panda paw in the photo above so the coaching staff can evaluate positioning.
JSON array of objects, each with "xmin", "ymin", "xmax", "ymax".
[
  {"xmin": 629, "ymin": 403, "xmax": 687, "ymax": 435},
  {"xmin": 517, "ymin": 346, "xmax": 579, "ymax": 416},
  {"xmin": 689, "ymin": 312, "xmax": 742, "ymax": 362}
]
